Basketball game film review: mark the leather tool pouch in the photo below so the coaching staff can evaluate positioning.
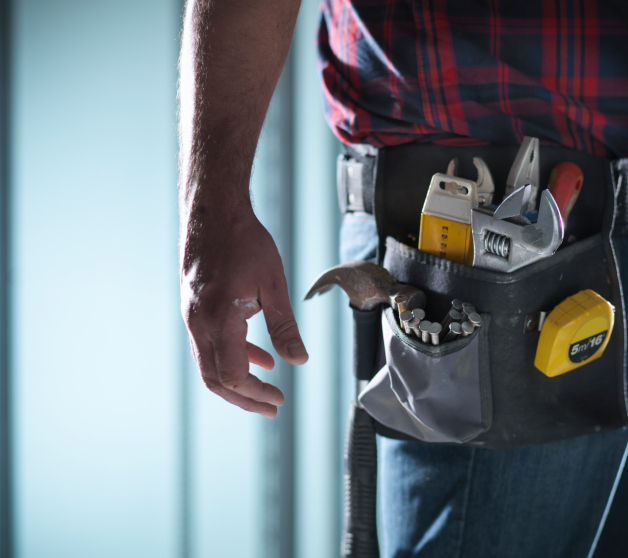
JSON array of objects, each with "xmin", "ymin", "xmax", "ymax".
[{"xmin": 349, "ymin": 143, "xmax": 628, "ymax": 449}]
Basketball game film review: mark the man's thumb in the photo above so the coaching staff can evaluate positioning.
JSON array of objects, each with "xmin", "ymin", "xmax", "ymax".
[{"xmin": 261, "ymin": 279, "xmax": 308, "ymax": 365}]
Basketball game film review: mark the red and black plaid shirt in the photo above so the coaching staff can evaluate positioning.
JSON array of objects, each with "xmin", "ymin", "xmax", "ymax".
[{"xmin": 317, "ymin": 0, "xmax": 628, "ymax": 158}]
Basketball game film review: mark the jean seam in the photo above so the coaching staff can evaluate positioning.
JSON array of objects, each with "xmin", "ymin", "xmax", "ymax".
[{"xmin": 455, "ymin": 448, "xmax": 476, "ymax": 558}]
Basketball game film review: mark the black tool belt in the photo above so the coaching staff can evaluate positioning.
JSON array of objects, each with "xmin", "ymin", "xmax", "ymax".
[{"xmin": 339, "ymin": 142, "xmax": 628, "ymax": 449}]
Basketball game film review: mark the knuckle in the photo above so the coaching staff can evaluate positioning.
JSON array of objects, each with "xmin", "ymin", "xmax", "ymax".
[
  {"xmin": 239, "ymin": 400, "xmax": 255, "ymax": 413},
  {"xmin": 219, "ymin": 372, "xmax": 241, "ymax": 391},
  {"xmin": 268, "ymin": 273, "xmax": 287, "ymax": 291},
  {"xmin": 270, "ymin": 317, "xmax": 299, "ymax": 339},
  {"xmin": 202, "ymin": 377, "xmax": 224, "ymax": 395},
  {"xmin": 184, "ymin": 307, "xmax": 205, "ymax": 335}
]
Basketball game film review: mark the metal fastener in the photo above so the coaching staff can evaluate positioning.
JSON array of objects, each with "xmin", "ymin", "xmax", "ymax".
[
  {"xmin": 462, "ymin": 303, "xmax": 476, "ymax": 321},
  {"xmin": 412, "ymin": 308, "xmax": 426, "ymax": 323},
  {"xmin": 443, "ymin": 321, "xmax": 462, "ymax": 343},
  {"xmin": 468, "ymin": 312, "xmax": 482, "ymax": 328},
  {"xmin": 408, "ymin": 316, "xmax": 421, "ymax": 338},
  {"xmin": 461, "ymin": 321, "xmax": 474, "ymax": 336},
  {"xmin": 429, "ymin": 322, "xmax": 442, "ymax": 345},
  {"xmin": 399, "ymin": 310, "xmax": 414, "ymax": 334},
  {"xmin": 442, "ymin": 308, "xmax": 463, "ymax": 330},
  {"xmin": 419, "ymin": 320, "xmax": 432, "ymax": 343},
  {"xmin": 395, "ymin": 294, "xmax": 408, "ymax": 316}
]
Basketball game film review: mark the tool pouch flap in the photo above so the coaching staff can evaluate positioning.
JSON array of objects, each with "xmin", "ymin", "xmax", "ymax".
[
  {"xmin": 359, "ymin": 308, "xmax": 491, "ymax": 444},
  {"xmin": 377, "ymin": 233, "xmax": 627, "ymax": 449}
]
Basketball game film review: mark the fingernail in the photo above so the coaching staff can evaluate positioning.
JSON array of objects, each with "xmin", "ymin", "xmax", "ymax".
[
  {"xmin": 262, "ymin": 411, "xmax": 275, "ymax": 419},
  {"xmin": 287, "ymin": 341, "xmax": 308, "ymax": 361}
]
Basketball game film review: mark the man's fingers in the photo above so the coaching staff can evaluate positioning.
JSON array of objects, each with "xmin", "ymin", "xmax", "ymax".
[
  {"xmin": 205, "ymin": 378, "xmax": 280, "ymax": 418},
  {"xmin": 260, "ymin": 275, "xmax": 308, "ymax": 365},
  {"xmin": 246, "ymin": 341, "xmax": 275, "ymax": 371},
  {"xmin": 205, "ymin": 321, "xmax": 284, "ymax": 406},
  {"xmin": 193, "ymin": 336, "xmax": 285, "ymax": 408}
]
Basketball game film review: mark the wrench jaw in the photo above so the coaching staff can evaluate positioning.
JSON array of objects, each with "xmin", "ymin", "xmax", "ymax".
[
  {"xmin": 471, "ymin": 187, "xmax": 565, "ymax": 273},
  {"xmin": 444, "ymin": 157, "xmax": 494, "ymax": 206},
  {"xmin": 473, "ymin": 157, "xmax": 495, "ymax": 206},
  {"xmin": 493, "ymin": 184, "xmax": 532, "ymax": 221},
  {"xmin": 530, "ymin": 190, "xmax": 564, "ymax": 254}
]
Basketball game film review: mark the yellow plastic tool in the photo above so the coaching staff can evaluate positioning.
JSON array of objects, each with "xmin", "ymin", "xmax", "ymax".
[
  {"xmin": 418, "ymin": 173, "xmax": 477, "ymax": 265},
  {"xmin": 535, "ymin": 290, "xmax": 614, "ymax": 377}
]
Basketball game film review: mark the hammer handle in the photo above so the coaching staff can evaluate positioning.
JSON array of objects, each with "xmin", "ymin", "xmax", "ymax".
[
  {"xmin": 341, "ymin": 306, "xmax": 381, "ymax": 558},
  {"xmin": 341, "ymin": 403, "xmax": 379, "ymax": 558},
  {"xmin": 352, "ymin": 307, "xmax": 381, "ymax": 380}
]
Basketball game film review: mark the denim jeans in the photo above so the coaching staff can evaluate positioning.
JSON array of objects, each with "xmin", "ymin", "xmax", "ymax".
[{"xmin": 339, "ymin": 211, "xmax": 628, "ymax": 558}]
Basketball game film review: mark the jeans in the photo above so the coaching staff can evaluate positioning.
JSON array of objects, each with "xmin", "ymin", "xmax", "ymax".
[{"xmin": 339, "ymin": 211, "xmax": 628, "ymax": 558}]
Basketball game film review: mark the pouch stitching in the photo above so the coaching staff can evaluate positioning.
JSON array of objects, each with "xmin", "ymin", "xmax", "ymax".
[
  {"xmin": 609, "ymin": 161, "xmax": 628, "ymax": 422},
  {"xmin": 477, "ymin": 314, "xmax": 493, "ymax": 433},
  {"xmin": 386, "ymin": 234, "xmax": 603, "ymax": 284}
]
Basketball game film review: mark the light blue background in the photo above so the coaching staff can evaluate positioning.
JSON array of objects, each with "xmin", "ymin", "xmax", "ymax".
[{"xmin": 9, "ymin": 0, "xmax": 348, "ymax": 557}]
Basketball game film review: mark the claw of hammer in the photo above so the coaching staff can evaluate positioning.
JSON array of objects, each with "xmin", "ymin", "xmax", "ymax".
[{"xmin": 303, "ymin": 260, "xmax": 426, "ymax": 312}]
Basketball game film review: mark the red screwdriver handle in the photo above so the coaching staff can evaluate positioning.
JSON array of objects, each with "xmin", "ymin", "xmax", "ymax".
[{"xmin": 548, "ymin": 162, "xmax": 584, "ymax": 225}]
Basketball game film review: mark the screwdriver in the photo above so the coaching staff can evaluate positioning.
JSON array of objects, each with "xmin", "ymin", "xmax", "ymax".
[{"xmin": 548, "ymin": 162, "xmax": 584, "ymax": 226}]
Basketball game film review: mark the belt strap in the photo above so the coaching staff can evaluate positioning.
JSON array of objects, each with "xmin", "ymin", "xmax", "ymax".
[{"xmin": 338, "ymin": 142, "xmax": 620, "ymax": 233}]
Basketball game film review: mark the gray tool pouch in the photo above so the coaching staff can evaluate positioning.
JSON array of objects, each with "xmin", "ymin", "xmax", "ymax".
[{"xmin": 359, "ymin": 308, "xmax": 491, "ymax": 444}]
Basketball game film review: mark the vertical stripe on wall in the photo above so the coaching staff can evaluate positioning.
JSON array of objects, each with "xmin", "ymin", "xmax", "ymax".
[
  {"xmin": 252, "ymin": 60, "xmax": 297, "ymax": 558},
  {"xmin": 0, "ymin": 0, "xmax": 13, "ymax": 554}
]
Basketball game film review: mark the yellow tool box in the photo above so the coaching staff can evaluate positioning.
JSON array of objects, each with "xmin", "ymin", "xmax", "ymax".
[{"xmin": 418, "ymin": 173, "xmax": 478, "ymax": 265}]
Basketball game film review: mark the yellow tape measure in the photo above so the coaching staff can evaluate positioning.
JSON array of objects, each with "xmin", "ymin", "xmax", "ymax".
[{"xmin": 535, "ymin": 290, "xmax": 614, "ymax": 377}]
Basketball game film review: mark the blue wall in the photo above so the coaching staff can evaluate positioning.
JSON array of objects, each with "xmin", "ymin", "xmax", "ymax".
[
  {"xmin": 9, "ymin": 1, "xmax": 345, "ymax": 557},
  {"xmin": 11, "ymin": 0, "xmax": 181, "ymax": 556}
]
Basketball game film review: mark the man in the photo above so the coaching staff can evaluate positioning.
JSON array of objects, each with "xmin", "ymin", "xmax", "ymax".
[{"xmin": 178, "ymin": 1, "xmax": 628, "ymax": 556}]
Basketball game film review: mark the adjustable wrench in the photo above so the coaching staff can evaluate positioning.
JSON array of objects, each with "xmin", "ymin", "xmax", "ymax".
[
  {"xmin": 471, "ymin": 184, "xmax": 564, "ymax": 273},
  {"xmin": 446, "ymin": 157, "xmax": 495, "ymax": 205},
  {"xmin": 505, "ymin": 136, "xmax": 540, "ymax": 213}
]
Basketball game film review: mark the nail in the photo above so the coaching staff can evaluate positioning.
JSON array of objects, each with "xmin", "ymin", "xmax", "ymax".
[
  {"xmin": 419, "ymin": 320, "xmax": 432, "ymax": 343},
  {"xmin": 461, "ymin": 321, "xmax": 474, "ymax": 336},
  {"xmin": 287, "ymin": 341, "xmax": 308, "ymax": 360},
  {"xmin": 400, "ymin": 310, "xmax": 414, "ymax": 334}
]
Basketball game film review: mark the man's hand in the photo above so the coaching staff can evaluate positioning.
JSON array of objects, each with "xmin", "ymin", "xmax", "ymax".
[
  {"xmin": 180, "ymin": 205, "xmax": 307, "ymax": 418},
  {"xmin": 178, "ymin": 0, "xmax": 303, "ymax": 416}
]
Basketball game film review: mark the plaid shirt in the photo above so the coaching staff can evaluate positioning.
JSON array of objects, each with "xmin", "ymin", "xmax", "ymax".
[{"xmin": 317, "ymin": 0, "xmax": 628, "ymax": 158}]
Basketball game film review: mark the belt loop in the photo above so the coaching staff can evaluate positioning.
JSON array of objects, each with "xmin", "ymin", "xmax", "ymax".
[{"xmin": 337, "ymin": 144, "xmax": 379, "ymax": 214}]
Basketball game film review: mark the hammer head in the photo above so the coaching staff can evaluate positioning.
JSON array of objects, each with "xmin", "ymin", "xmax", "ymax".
[{"xmin": 303, "ymin": 260, "xmax": 425, "ymax": 312}]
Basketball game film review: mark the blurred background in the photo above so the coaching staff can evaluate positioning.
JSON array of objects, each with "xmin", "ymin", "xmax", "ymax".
[
  {"xmin": 2, "ymin": 1, "xmax": 627, "ymax": 558},
  {"xmin": 0, "ymin": 0, "xmax": 354, "ymax": 557}
]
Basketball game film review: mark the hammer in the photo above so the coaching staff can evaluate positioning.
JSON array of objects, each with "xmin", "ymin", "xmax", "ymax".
[
  {"xmin": 304, "ymin": 261, "xmax": 425, "ymax": 558},
  {"xmin": 304, "ymin": 260, "xmax": 425, "ymax": 313}
]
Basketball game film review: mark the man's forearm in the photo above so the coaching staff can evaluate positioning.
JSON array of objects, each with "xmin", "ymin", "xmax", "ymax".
[
  {"xmin": 178, "ymin": 0, "xmax": 301, "ymax": 228},
  {"xmin": 178, "ymin": 0, "xmax": 307, "ymax": 419}
]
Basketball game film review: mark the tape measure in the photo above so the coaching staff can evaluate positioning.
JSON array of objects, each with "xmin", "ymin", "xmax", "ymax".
[{"xmin": 535, "ymin": 290, "xmax": 614, "ymax": 377}]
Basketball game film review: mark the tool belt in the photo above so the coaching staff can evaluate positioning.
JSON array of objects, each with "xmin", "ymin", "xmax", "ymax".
[{"xmin": 339, "ymin": 142, "xmax": 628, "ymax": 449}]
